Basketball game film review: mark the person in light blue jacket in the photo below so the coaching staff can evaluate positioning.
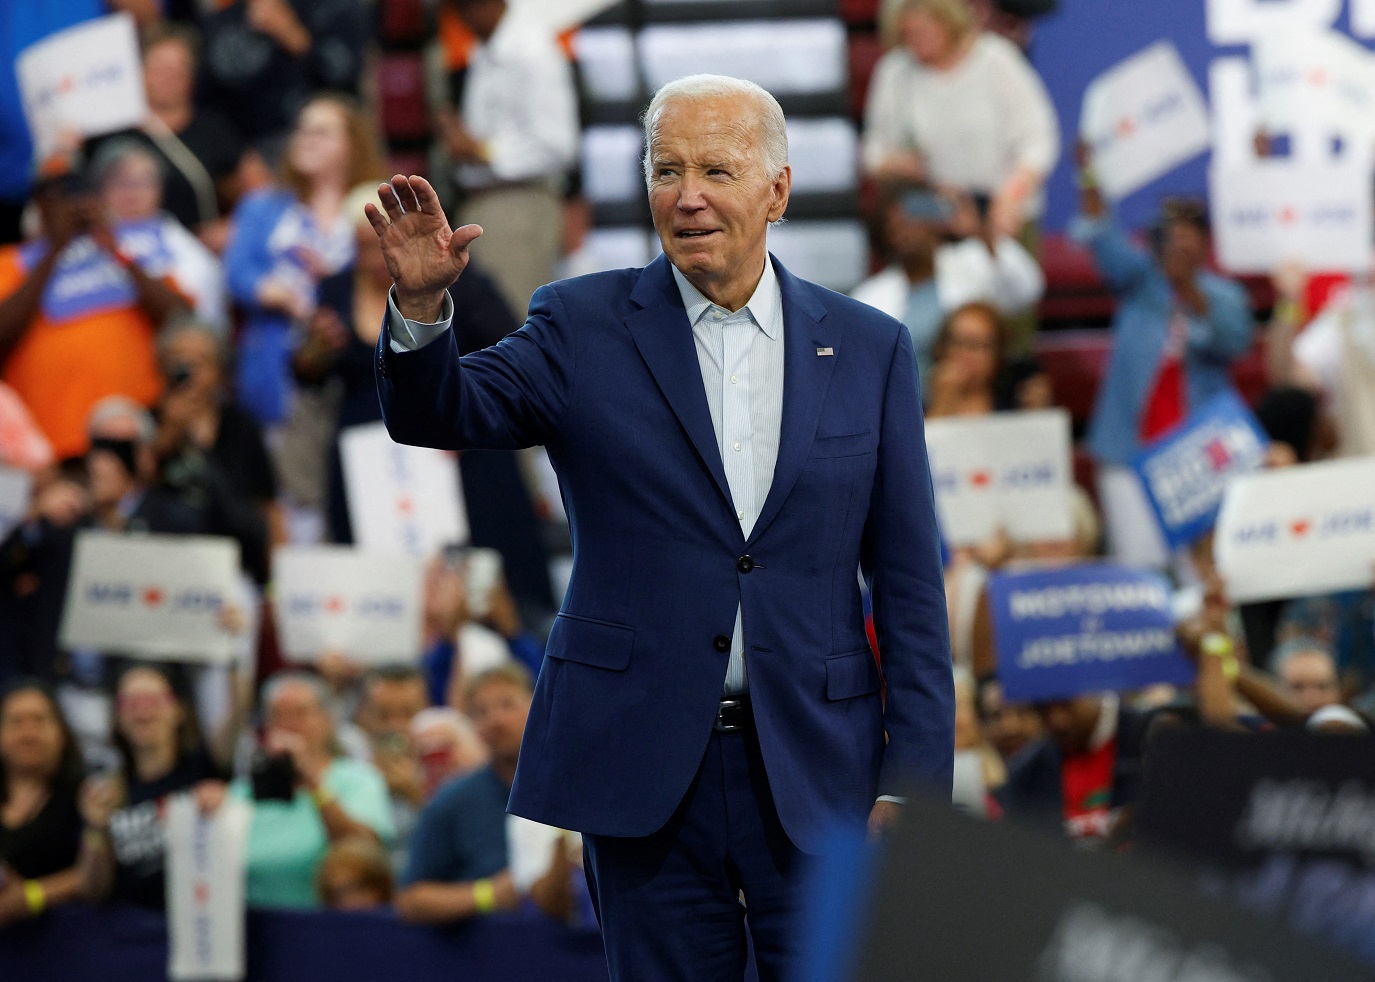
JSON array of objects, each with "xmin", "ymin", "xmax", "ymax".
[{"xmin": 1074, "ymin": 162, "xmax": 1254, "ymax": 566}]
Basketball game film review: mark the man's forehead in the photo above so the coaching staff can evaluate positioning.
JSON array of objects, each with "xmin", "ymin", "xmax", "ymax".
[{"xmin": 649, "ymin": 98, "xmax": 762, "ymax": 151}]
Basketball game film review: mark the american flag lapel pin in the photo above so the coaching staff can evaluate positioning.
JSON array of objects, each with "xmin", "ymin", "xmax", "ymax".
[{"xmin": 816, "ymin": 346, "xmax": 834, "ymax": 357}]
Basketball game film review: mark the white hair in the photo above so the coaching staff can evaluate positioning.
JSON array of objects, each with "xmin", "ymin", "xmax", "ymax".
[
  {"xmin": 88, "ymin": 395, "xmax": 157, "ymax": 445},
  {"xmin": 641, "ymin": 74, "xmax": 789, "ymax": 187}
]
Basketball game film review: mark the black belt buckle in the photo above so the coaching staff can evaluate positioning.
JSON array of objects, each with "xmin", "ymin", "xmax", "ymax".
[{"xmin": 714, "ymin": 696, "xmax": 750, "ymax": 733}]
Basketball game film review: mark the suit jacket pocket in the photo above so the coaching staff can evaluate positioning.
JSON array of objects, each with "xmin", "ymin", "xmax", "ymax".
[
  {"xmin": 546, "ymin": 611, "xmax": 635, "ymax": 671},
  {"xmin": 826, "ymin": 649, "xmax": 881, "ymax": 700},
  {"xmin": 810, "ymin": 431, "xmax": 874, "ymax": 459}
]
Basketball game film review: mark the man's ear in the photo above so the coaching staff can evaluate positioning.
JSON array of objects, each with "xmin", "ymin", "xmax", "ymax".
[{"xmin": 767, "ymin": 166, "xmax": 792, "ymax": 224}]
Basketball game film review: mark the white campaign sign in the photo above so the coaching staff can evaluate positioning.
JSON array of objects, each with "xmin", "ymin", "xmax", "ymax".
[
  {"xmin": 17, "ymin": 14, "xmax": 148, "ymax": 163},
  {"xmin": 273, "ymin": 546, "xmax": 424, "ymax": 664},
  {"xmin": 340, "ymin": 422, "xmax": 468, "ymax": 555},
  {"xmin": 1253, "ymin": 28, "xmax": 1375, "ymax": 148},
  {"xmin": 1214, "ymin": 457, "xmax": 1375, "ymax": 603},
  {"xmin": 924, "ymin": 410, "xmax": 1074, "ymax": 547},
  {"xmin": 1081, "ymin": 41, "xmax": 1213, "ymax": 201},
  {"xmin": 1209, "ymin": 159, "xmax": 1373, "ymax": 273},
  {"xmin": 59, "ymin": 533, "xmax": 241, "ymax": 663},
  {"xmin": 0, "ymin": 467, "xmax": 32, "ymax": 541},
  {"xmin": 166, "ymin": 794, "xmax": 249, "ymax": 982}
]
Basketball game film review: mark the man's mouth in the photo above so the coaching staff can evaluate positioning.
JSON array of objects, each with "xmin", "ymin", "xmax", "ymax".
[{"xmin": 677, "ymin": 229, "xmax": 717, "ymax": 238}]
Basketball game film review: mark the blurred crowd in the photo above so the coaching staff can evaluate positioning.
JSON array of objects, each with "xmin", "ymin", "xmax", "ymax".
[{"xmin": 1, "ymin": 0, "xmax": 1374, "ymax": 965}]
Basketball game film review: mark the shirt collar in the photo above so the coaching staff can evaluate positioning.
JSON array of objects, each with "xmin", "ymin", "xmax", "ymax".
[{"xmin": 669, "ymin": 257, "xmax": 781, "ymax": 340}]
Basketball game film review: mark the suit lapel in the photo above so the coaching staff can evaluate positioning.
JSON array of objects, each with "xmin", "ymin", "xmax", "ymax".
[
  {"xmin": 748, "ymin": 258, "xmax": 838, "ymax": 546},
  {"xmin": 624, "ymin": 256, "xmax": 735, "ymax": 511}
]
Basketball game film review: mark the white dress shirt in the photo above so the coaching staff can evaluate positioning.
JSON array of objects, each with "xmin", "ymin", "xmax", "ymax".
[
  {"xmin": 670, "ymin": 261, "xmax": 784, "ymax": 694},
  {"xmin": 455, "ymin": 11, "xmax": 579, "ymax": 190}
]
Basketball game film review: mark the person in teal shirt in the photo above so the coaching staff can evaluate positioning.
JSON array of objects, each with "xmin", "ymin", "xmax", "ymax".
[{"xmin": 231, "ymin": 673, "xmax": 393, "ymax": 909}]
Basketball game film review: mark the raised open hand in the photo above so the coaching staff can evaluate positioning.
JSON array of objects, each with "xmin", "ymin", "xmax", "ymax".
[{"xmin": 364, "ymin": 174, "xmax": 483, "ymax": 322}]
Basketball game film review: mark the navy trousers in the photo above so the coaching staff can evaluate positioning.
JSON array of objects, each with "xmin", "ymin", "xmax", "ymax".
[{"xmin": 583, "ymin": 727, "xmax": 803, "ymax": 982}]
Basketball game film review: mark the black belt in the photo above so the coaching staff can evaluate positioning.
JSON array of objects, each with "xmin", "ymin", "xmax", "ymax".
[{"xmin": 713, "ymin": 695, "xmax": 752, "ymax": 733}]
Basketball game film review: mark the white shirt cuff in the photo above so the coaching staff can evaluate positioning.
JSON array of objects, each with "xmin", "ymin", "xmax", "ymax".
[
  {"xmin": 877, "ymin": 795, "xmax": 907, "ymax": 805},
  {"xmin": 386, "ymin": 288, "xmax": 455, "ymax": 353}
]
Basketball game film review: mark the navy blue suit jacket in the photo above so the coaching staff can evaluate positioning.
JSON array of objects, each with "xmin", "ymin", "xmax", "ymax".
[{"xmin": 377, "ymin": 254, "xmax": 953, "ymax": 852}]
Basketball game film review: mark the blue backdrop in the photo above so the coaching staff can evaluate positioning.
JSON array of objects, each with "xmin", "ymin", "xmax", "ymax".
[{"xmin": 1029, "ymin": 0, "xmax": 1373, "ymax": 231}]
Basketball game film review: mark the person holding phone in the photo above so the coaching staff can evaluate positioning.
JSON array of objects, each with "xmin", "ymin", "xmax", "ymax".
[
  {"xmin": 851, "ymin": 180, "xmax": 1043, "ymax": 390},
  {"xmin": 229, "ymin": 672, "xmax": 392, "ymax": 909}
]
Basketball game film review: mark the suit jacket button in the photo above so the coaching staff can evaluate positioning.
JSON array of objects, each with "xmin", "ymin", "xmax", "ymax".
[
  {"xmin": 713, "ymin": 634, "xmax": 730, "ymax": 652},
  {"xmin": 736, "ymin": 555, "xmax": 754, "ymax": 574}
]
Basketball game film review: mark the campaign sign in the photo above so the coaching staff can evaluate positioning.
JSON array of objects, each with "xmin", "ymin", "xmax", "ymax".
[
  {"xmin": 166, "ymin": 793, "xmax": 249, "ymax": 982},
  {"xmin": 846, "ymin": 795, "xmax": 1371, "ymax": 982},
  {"xmin": 989, "ymin": 563, "xmax": 1193, "ymax": 703},
  {"xmin": 340, "ymin": 422, "xmax": 468, "ymax": 556},
  {"xmin": 1209, "ymin": 158, "xmax": 1374, "ymax": 274},
  {"xmin": 1138, "ymin": 728, "xmax": 1375, "ymax": 967},
  {"xmin": 1081, "ymin": 41, "xmax": 1212, "ymax": 201},
  {"xmin": 1253, "ymin": 28, "xmax": 1375, "ymax": 147},
  {"xmin": 0, "ymin": 467, "xmax": 32, "ymax": 541},
  {"xmin": 1132, "ymin": 391, "xmax": 1269, "ymax": 550},
  {"xmin": 1214, "ymin": 456, "xmax": 1375, "ymax": 603},
  {"xmin": 273, "ymin": 546, "xmax": 424, "ymax": 664},
  {"xmin": 924, "ymin": 409, "xmax": 1073, "ymax": 547},
  {"xmin": 59, "ymin": 533, "xmax": 241, "ymax": 663},
  {"xmin": 16, "ymin": 13, "xmax": 148, "ymax": 163}
]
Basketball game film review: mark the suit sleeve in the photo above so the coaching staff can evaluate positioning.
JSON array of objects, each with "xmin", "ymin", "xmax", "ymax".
[
  {"xmin": 859, "ymin": 323, "xmax": 955, "ymax": 798},
  {"xmin": 376, "ymin": 282, "xmax": 576, "ymax": 451}
]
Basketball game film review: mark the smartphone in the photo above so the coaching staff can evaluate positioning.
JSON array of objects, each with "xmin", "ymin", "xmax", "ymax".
[
  {"xmin": 465, "ymin": 548, "xmax": 503, "ymax": 619},
  {"xmin": 900, "ymin": 189, "xmax": 956, "ymax": 224}
]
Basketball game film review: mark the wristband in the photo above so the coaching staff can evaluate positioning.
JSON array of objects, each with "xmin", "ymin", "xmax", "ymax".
[
  {"xmin": 1273, "ymin": 298, "xmax": 1303, "ymax": 325},
  {"xmin": 23, "ymin": 880, "xmax": 46, "ymax": 916},
  {"xmin": 1201, "ymin": 632, "xmax": 1239, "ymax": 681},
  {"xmin": 472, "ymin": 878, "xmax": 497, "ymax": 915},
  {"xmin": 310, "ymin": 786, "xmax": 335, "ymax": 810}
]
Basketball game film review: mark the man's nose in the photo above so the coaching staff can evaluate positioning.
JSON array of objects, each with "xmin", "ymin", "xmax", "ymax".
[{"xmin": 677, "ymin": 174, "xmax": 707, "ymax": 210}]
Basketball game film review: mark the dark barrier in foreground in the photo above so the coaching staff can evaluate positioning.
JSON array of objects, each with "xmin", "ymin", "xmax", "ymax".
[{"xmin": 0, "ymin": 904, "xmax": 609, "ymax": 982}]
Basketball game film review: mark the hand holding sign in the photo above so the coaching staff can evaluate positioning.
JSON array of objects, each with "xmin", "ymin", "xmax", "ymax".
[{"xmin": 1080, "ymin": 41, "xmax": 1212, "ymax": 201}]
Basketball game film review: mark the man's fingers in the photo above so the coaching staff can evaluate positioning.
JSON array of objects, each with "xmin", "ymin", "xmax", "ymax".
[
  {"xmin": 410, "ymin": 175, "xmax": 442, "ymax": 214},
  {"xmin": 379, "ymin": 178, "xmax": 406, "ymax": 220},
  {"xmin": 393, "ymin": 174, "xmax": 423, "ymax": 213},
  {"xmin": 363, "ymin": 202, "xmax": 389, "ymax": 237},
  {"xmin": 450, "ymin": 223, "xmax": 484, "ymax": 258}
]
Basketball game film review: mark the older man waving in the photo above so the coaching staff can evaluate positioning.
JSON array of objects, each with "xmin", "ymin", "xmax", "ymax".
[{"xmin": 367, "ymin": 74, "xmax": 953, "ymax": 981}]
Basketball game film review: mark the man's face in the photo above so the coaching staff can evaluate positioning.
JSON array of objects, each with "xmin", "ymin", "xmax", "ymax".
[
  {"xmin": 1279, "ymin": 650, "xmax": 1341, "ymax": 714},
  {"xmin": 143, "ymin": 39, "xmax": 193, "ymax": 111},
  {"xmin": 1037, "ymin": 696, "xmax": 1103, "ymax": 757},
  {"xmin": 647, "ymin": 94, "xmax": 791, "ymax": 302},
  {"xmin": 357, "ymin": 678, "xmax": 428, "ymax": 739},
  {"xmin": 979, "ymin": 681, "xmax": 1044, "ymax": 761},
  {"xmin": 468, "ymin": 678, "xmax": 531, "ymax": 765}
]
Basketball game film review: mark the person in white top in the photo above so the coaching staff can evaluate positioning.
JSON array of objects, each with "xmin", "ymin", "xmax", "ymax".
[
  {"xmin": 863, "ymin": 0, "xmax": 1060, "ymax": 237},
  {"xmin": 850, "ymin": 181, "xmax": 1042, "ymax": 387},
  {"xmin": 91, "ymin": 139, "xmax": 228, "ymax": 332},
  {"xmin": 438, "ymin": 0, "xmax": 579, "ymax": 318}
]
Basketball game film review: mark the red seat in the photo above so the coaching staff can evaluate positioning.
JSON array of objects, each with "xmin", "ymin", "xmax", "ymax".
[
  {"xmin": 377, "ymin": 53, "xmax": 430, "ymax": 142},
  {"xmin": 388, "ymin": 151, "xmax": 429, "ymax": 180},
  {"xmin": 847, "ymin": 33, "xmax": 885, "ymax": 122},
  {"xmin": 1037, "ymin": 232, "xmax": 1115, "ymax": 327},
  {"xmin": 839, "ymin": 0, "xmax": 882, "ymax": 25},
  {"xmin": 380, "ymin": 0, "xmax": 427, "ymax": 45},
  {"xmin": 1034, "ymin": 328, "xmax": 1112, "ymax": 428}
]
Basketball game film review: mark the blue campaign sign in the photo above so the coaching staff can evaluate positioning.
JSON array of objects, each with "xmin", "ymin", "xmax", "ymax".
[
  {"xmin": 990, "ymin": 563, "xmax": 1194, "ymax": 703},
  {"xmin": 1132, "ymin": 390, "xmax": 1269, "ymax": 550}
]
